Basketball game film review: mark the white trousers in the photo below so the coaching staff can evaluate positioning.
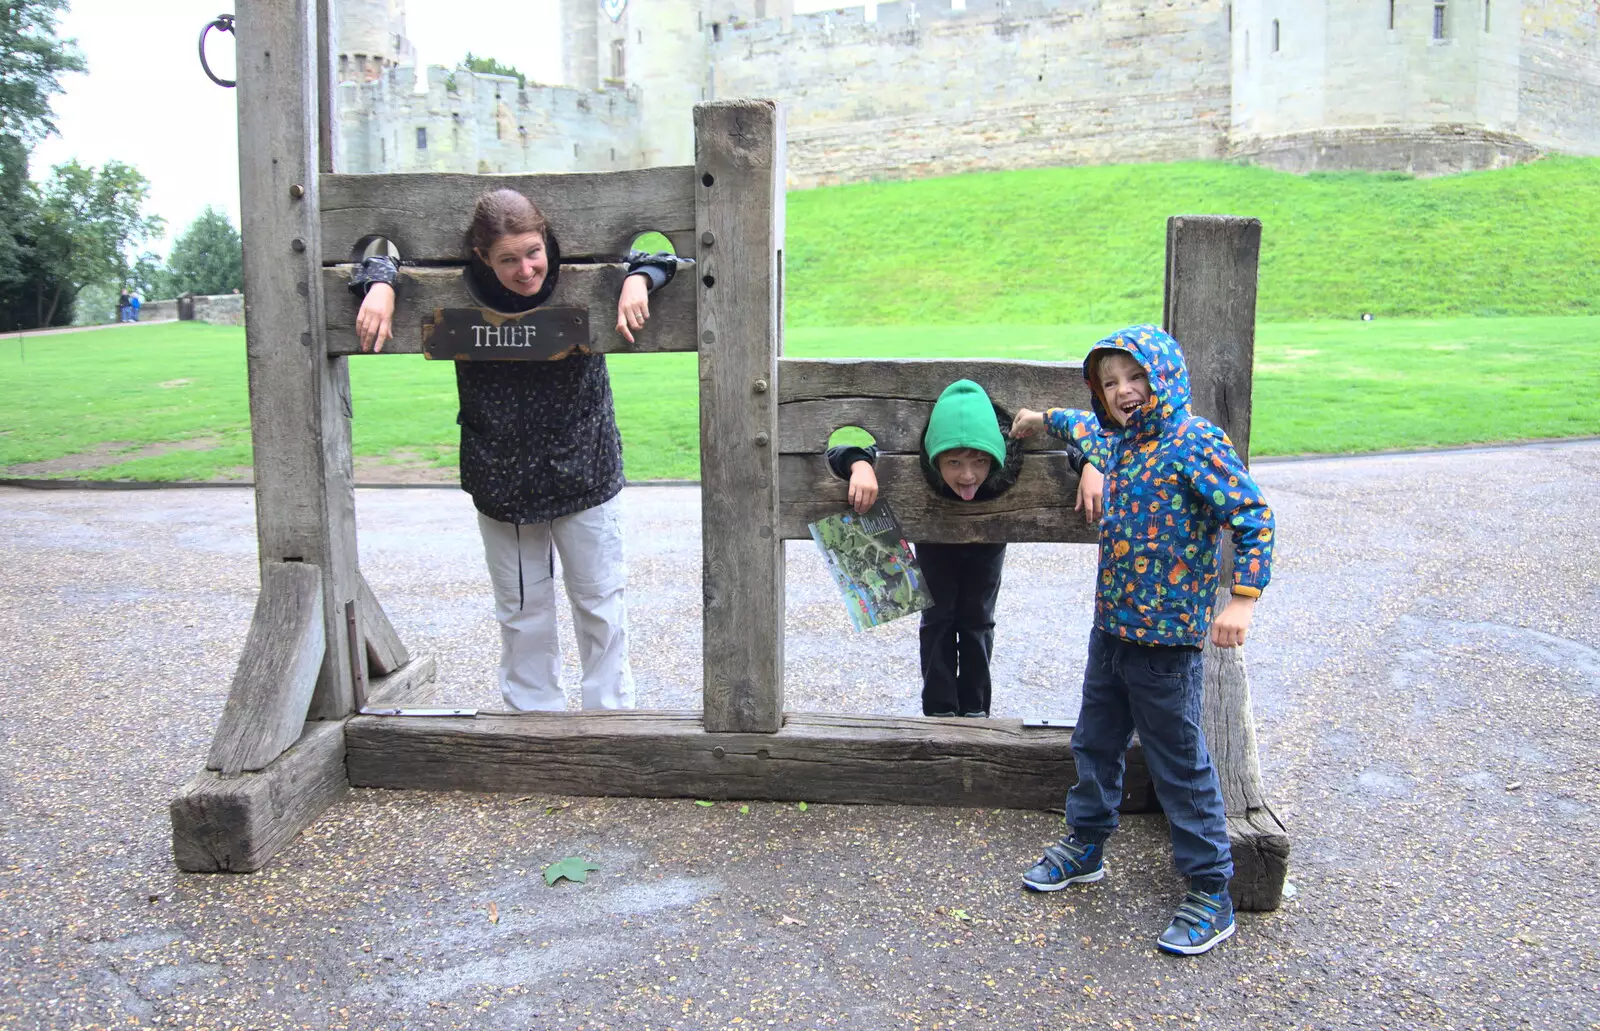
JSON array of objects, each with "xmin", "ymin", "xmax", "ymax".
[{"xmin": 477, "ymin": 497, "xmax": 636, "ymax": 711}]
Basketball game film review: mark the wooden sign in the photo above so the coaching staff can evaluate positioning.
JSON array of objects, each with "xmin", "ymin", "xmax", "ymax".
[{"xmin": 420, "ymin": 306, "xmax": 591, "ymax": 361}]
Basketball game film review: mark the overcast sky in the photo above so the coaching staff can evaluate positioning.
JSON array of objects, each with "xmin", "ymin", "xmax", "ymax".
[{"xmin": 34, "ymin": 0, "xmax": 842, "ymax": 254}]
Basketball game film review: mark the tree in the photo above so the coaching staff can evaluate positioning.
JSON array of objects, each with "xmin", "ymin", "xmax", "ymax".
[
  {"xmin": 159, "ymin": 206, "xmax": 243, "ymax": 297},
  {"xmin": 0, "ymin": 0, "xmax": 85, "ymax": 328},
  {"xmin": 462, "ymin": 52, "xmax": 526, "ymax": 88},
  {"xmin": 29, "ymin": 158, "xmax": 163, "ymax": 326}
]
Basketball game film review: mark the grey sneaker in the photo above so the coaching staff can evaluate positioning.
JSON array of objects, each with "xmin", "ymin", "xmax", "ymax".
[
  {"xmin": 1020, "ymin": 836, "xmax": 1105, "ymax": 892},
  {"xmin": 1156, "ymin": 888, "xmax": 1236, "ymax": 955}
]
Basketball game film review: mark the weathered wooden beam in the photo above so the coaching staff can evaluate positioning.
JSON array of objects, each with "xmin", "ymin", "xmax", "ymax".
[
  {"xmin": 356, "ymin": 573, "xmax": 409, "ymax": 677},
  {"xmin": 1163, "ymin": 213, "xmax": 1286, "ymax": 911},
  {"xmin": 778, "ymin": 357, "xmax": 1090, "ymax": 413},
  {"xmin": 207, "ymin": 563, "xmax": 325, "ymax": 775},
  {"xmin": 365, "ymin": 655, "xmax": 438, "ymax": 708},
  {"xmin": 319, "ymin": 167, "xmax": 698, "ymax": 264},
  {"xmin": 322, "ymin": 264, "xmax": 696, "ymax": 357},
  {"xmin": 1162, "ymin": 215, "xmax": 1261, "ymax": 460},
  {"xmin": 344, "ymin": 711, "xmax": 1158, "ymax": 812},
  {"xmin": 779, "ymin": 397, "xmax": 1070, "ymax": 455},
  {"xmin": 171, "ymin": 721, "xmax": 348, "ymax": 873},
  {"xmin": 237, "ymin": 0, "xmax": 360, "ymax": 719},
  {"xmin": 778, "ymin": 453, "xmax": 1096, "ymax": 544},
  {"xmin": 696, "ymin": 100, "xmax": 785, "ymax": 734},
  {"xmin": 1228, "ymin": 806, "xmax": 1291, "ymax": 912}
]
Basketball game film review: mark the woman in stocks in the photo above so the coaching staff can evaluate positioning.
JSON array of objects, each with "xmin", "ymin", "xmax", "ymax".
[{"xmin": 348, "ymin": 187, "xmax": 675, "ymax": 712}]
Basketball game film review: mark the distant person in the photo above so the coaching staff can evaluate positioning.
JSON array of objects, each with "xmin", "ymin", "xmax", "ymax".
[
  {"xmin": 129, "ymin": 292, "xmax": 141, "ymax": 322},
  {"xmin": 827, "ymin": 380, "xmax": 1103, "ymax": 718},
  {"xmin": 347, "ymin": 187, "xmax": 675, "ymax": 712},
  {"xmin": 117, "ymin": 289, "xmax": 131, "ymax": 322},
  {"xmin": 1011, "ymin": 324, "xmax": 1275, "ymax": 956}
]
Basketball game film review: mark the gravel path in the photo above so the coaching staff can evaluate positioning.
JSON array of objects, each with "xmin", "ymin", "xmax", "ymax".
[{"xmin": 2, "ymin": 442, "xmax": 1597, "ymax": 1030}]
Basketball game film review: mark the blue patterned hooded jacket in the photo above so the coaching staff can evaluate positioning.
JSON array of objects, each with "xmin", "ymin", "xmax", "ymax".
[{"xmin": 1044, "ymin": 325, "xmax": 1274, "ymax": 648}]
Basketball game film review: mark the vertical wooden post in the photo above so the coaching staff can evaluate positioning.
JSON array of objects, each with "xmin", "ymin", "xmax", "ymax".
[
  {"xmin": 694, "ymin": 100, "xmax": 786, "ymax": 733},
  {"xmin": 1163, "ymin": 215, "xmax": 1289, "ymax": 911},
  {"xmin": 236, "ymin": 0, "xmax": 361, "ymax": 719}
]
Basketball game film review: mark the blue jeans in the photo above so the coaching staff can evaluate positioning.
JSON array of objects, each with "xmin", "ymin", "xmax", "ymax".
[{"xmin": 1066, "ymin": 628, "xmax": 1233, "ymax": 883}]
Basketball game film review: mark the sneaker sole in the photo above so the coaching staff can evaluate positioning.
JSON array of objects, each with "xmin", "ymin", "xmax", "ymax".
[
  {"xmin": 1156, "ymin": 919, "xmax": 1236, "ymax": 955},
  {"xmin": 1021, "ymin": 866, "xmax": 1106, "ymax": 892}
]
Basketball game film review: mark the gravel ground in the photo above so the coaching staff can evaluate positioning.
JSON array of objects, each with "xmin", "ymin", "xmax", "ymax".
[{"xmin": 1, "ymin": 441, "xmax": 1597, "ymax": 1030}]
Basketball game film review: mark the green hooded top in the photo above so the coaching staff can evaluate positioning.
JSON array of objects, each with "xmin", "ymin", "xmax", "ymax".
[{"xmin": 923, "ymin": 380, "xmax": 1007, "ymax": 465}]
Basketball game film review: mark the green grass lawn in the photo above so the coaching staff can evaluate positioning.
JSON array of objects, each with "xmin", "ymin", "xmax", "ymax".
[
  {"xmin": 787, "ymin": 156, "xmax": 1600, "ymax": 326},
  {"xmin": 2, "ymin": 317, "xmax": 1595, "ymax": 482}
]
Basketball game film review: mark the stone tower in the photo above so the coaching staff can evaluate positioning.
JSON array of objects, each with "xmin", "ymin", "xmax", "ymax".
[{"xmin": 337, "ymin": 0, "xmax": 415, "ymax": 83}]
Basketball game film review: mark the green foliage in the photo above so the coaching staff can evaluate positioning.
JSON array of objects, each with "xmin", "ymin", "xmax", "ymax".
[
  {"xmin": 786, "ymin": 157, "xmax": 1600, "ymax": 326},
  {"xmin": 0, "ymin": 0, "xmax": 85, "ymax": 146},
  {"xmin": 542, "ymin": 857, "xmax": 599, "ymax": 886},
  {"xmin": 461, "ymin": 51, "xmax": 525, "ymax": 88},
  {"xmin": 25, "ymin": 158, "xmax": 163, "ymax": 325},
  {"xmin": 155, "ymin": 206, "xmax": 243, "ymax": 297}
]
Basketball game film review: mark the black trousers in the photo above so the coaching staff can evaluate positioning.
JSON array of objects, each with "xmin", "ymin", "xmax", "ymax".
[{"xmin": 916, "ymin": 542, "xmax": 1006, "ymax": 717}]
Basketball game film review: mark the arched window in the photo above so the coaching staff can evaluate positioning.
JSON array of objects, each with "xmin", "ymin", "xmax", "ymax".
[
  {"xmin": 1272, "ymin": 18, "xmax": 1280, "ymax": 51},
  {"xmin": 1388, "ymin": 0, "xmax": 1396, "ymax": 30},
  {"xmin": 1434, "ymin": 1, "xmax": 1447, "ymax": 39}
]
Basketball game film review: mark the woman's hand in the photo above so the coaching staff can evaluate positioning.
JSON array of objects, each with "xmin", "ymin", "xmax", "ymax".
[
  {"xmin": 848, "ymin": 460, "xmax": 879, "ymax": 514},
  {"xmin": 616, "ymin": 274, "xmax": 651, "ymax": 343},
  {"xmin": 1076, "ymin": 463, "xmax": 1105, "ymax": 524},
  {"xmin": 356, "ymin": 282, "xmax": 395, "ymax": 353},
  {"xmin": 1010, "ymin": 408, "xmax": 1045, "ymax": 439}
]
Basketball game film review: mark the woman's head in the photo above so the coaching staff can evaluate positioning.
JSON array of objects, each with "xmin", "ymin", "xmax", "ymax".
[{"xmin": 468, "ymin": 188, "xmax": 551, "ymax": 297}]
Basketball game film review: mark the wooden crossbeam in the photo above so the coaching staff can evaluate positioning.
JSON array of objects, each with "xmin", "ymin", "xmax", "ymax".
[
  {"xmin": 322, "ymin": 264, "xmax": 697, "ymax": 357},
  {"xmin": 320, "ymin": 167, "xmax": 698, "ymax": 264},
  {"xmin": 172, "ymin": 721, "xmax": 348, "ymax": 873},
  {"xmin": 778, "ymin": 357, "xmax": 1091, "ymax": 411},
  {"xmin": 344, "ymin": 711, "xmax": 1158, "ymax": 812},
  {"xmin": 778, "ymin": 453, "xmax": 1095, "ymax": 544}
]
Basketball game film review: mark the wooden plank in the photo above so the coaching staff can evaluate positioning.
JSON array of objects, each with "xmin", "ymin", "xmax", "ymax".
[
  {"xmin": 779, "ymin": 358, "xmax": 1092, "ymax": 413},
  {"xmin": 319, "ymin": 166, "xmax": 698, "ymax": 264},
  {"xmin": 1201, "ymin": 608, "xmax": 1266, "ymax": 813},
  {"xmin": 236, "ymin": 0, "xmax": 360, "ymax": 719},
  {"xmin": 696, "ymin": 100, "xmax": 785, "ymax": 734},
  {"xmin": 780, "ymin": 397, "xmax": 1071, "ymax": 455},
  {"xmin": 1228, "ymin": 805, "xmax": 1291, "ymax": 912},
  {"xmin": 207, "ymin": 563, "xmax": 326, "ymax": 775},
  {"xmin": 357, "ymin": 573, "xmax": 409, "ymax": 677},
  {"xmin": 171, "ymin": 720, "xmax": 348, "ymax": 873},
  {"xmin": 1162, "ymin": 215, "xmax": 1262, "ymax": 461},
  {"xmin": 365, "ymin": 655, "xmax": 438, "ymax": 708},
  {"xmin": 344, "ymin": 710, "xmax": 1159, "ymax": 813},
  {"xmin": 778, "ymin": 453, "xmax": 1097, "ymax": 544},
  {"xmin": 322, "ymin": 264, "xmax": 696, "ymax": 357}
]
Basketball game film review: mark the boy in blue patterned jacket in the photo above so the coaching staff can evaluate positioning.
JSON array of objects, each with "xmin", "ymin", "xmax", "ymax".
[{"xmin": 1010, "ymin": 324, "xmax": 1274, "ymax": 956}]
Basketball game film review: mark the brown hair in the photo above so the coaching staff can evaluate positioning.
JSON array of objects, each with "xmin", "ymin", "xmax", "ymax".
[{"xmin": 466, "ymin": 188, "xmax": 549, "ymax": 259}]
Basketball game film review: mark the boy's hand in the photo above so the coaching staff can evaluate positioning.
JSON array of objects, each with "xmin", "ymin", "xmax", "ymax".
[
  {"xmin": 1010, "ymin": 408, "xmax": 1045, "ymax": 439},
  {"xmin": 848, "ymin": 460, "xmax": 879, "ymax": 514},
  {"xmin": 1210, "ymin": 594, "xmax": 1257, "ymax": 648},
  {"xmin": 356, "ymin": 282, "xmax": 395, "ymax": 353},
  {"xmin": 1076, "ymin": 463, "xmax": 1105, "ymax": 524},
  {"xmin": 616, "ymin": 274, "xmax": 651, "ymax": 343}
]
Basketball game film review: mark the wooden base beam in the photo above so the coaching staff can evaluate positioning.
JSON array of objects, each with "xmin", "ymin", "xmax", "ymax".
[
  {"xmin": 344, "ymin": 711, "xmax": 1158, "ymax": 813},
  {"xmin": 171, "ymin": 720, "xmax": 348, "ymax": 873},
  {"xmin": 1227, "ymin": 805, "xmax": 1290, "ymax": 912}
]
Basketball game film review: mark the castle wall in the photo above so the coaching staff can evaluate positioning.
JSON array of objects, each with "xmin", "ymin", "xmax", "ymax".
[
  {"xmin": 337, "ymin": 65, "xmax": 641, "ymax": 181},
  {"xmin": 707, "ymin": 0, "xmax": 1232, "ymax": 186},
  {"xmin": 1518, "ymin": 0, "xmax": 1600, "ymax": 157},
  {"xmin": 336, "ymin": 0, "xmax": 414, "ymax": 82}
]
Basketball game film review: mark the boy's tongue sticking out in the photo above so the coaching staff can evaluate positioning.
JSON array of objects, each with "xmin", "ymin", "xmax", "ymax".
[{"xmin": 938, "ymin": 449, "xmax": 992, "ymax": 501}]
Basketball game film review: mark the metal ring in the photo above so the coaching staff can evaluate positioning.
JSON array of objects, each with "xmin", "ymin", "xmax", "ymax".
[{"xmin": 199, "ymin": 14, "xmax": 236, "ymax": 88}]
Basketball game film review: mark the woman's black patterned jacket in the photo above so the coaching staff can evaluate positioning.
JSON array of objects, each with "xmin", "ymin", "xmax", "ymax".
[{"xmin": 349, "ymin": 248, "xmax": 675, "ymax": 524}]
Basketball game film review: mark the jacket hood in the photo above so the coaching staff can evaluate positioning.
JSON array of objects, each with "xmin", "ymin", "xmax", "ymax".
[
  {"xmin": 919, "ymin": 400, "xmax": 1023, "ymax": 502},
  {"xmin": 1083, "ymin": 324, "xmax": 1191, "ymax": 433},
  {"xmin": 923, "ymin": 380, "xmax": 1008, "ymax": 465}
]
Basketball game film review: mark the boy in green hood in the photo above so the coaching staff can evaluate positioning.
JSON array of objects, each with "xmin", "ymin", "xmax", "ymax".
[{"xmin": 827, "ymin": 380, "xmax": 1103, "ymax": 717}]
